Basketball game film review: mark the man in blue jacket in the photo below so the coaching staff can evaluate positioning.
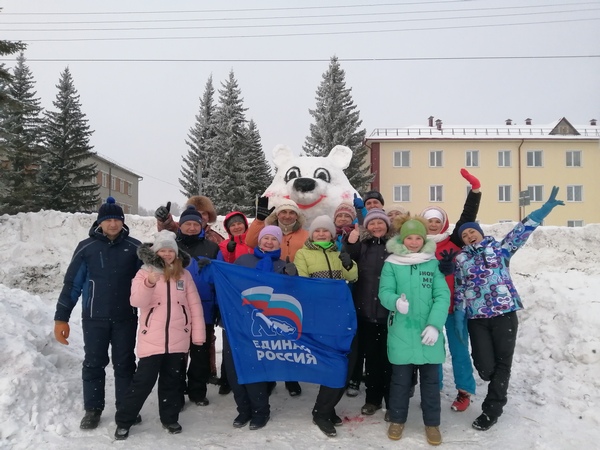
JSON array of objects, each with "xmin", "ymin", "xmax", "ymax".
[{"xmin": 54, "ymin": 197, "xmax": 141, "ymax": 430}]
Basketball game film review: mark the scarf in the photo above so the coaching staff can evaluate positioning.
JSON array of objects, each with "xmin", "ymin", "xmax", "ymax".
[
  {"xmin": 385, "ymin": 252, "xmax": 436, "ymax": 266},
  {"xmin": 253, "ymin": 246, "xmax": 282, "ymax": 272},
  {"xmin": 427, "ymin": 231, "xmax": 450, "ymax": 244},
  {"xmin": 313, "ymin": 241, "xmax": 335, "ymax": 250}
]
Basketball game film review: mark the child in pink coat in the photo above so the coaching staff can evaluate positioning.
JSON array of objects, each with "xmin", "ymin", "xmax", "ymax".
[{"xmin": 115, "ymin": 230, "xmax": 205, "ymax": 440}]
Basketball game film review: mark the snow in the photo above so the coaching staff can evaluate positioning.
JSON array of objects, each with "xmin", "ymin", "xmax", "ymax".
[{"xmin": 1, "ymin": 211, "xmax": 599, "ymax": 449}]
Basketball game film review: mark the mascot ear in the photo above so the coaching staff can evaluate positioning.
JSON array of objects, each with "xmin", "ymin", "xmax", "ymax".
[
  {"xmin": 272, "ymin": 145, "xmax": 295, "ymax": 168},
  {"xmin": 327, "ymin": 145, "xmax": 353, "ymax": 170}
]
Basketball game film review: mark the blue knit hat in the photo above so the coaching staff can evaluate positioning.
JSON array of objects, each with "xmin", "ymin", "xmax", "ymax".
[
  {"xmin": 179, "ymin": 205, "xmax": 203, "ymax": 225},
  {"xmin": 458, "ymin": 222, "xmax": 484, "ymax": 239},
  {"xmin": 97, "ymin": 197, "xmax": 124, "ymax": 224}
]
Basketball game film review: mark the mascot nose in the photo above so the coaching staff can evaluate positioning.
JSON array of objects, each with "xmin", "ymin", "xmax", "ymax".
[{"xmin": 293, "ymin": 178, "xmax": 316, "ymax": 193}]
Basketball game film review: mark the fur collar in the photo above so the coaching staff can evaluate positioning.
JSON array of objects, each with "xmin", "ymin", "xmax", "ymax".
[{"xmin": 137, "ymin": 243, "xmax": 191, "ymax": 269}]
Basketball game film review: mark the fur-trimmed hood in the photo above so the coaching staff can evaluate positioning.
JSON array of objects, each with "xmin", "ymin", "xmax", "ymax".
[
  {"xmin": 265, "ymin": 212, "xmax": 306, "ymax": 233},
  {"xmin": 137, "ymin": 243, "xmax": 191, "ymax": 269}
]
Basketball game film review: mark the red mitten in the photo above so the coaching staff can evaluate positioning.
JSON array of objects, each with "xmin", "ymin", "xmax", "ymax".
[{"xmin": 460, "ymin": 168, "xmax": 481, "ymax": 190}]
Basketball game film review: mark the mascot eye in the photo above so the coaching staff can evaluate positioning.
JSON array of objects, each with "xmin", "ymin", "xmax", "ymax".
[
  {"xmin": 284, "ymin": 166, "xmax": 301, "ymax": 182},
  {"xmin": 313, "ymin": 168, "xmax": 331, "ymax": 183}
]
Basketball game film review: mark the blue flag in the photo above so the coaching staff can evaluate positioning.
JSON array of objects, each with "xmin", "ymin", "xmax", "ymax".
[{"xmin": 208, "ymin": 260, "xmax": 356, "ymax": 388}]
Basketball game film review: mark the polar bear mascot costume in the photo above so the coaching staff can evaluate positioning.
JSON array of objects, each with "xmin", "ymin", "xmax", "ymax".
[{"xmin": 262, "ymin": 144, "xmax": 359, "ymax": 227}]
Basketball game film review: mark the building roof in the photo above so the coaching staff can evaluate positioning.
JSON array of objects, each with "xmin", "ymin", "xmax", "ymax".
[
  {"xmin": 367, "ymin": 117, "xmax": 600, "ymax": 141},
  {"xmin": 92, "ymin": 153, "xmax": 143, "ymax": 179}
]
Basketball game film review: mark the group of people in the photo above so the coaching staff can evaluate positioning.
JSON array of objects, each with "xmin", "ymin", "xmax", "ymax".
[{"xmin": 53, "ymin": 169, "xmax": 564, "ymax": 445}]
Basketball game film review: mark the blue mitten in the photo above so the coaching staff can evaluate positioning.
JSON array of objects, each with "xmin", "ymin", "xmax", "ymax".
[
  {"xmin": 353, "ymin": 193, "xmax": 364, "ymax": 209},
  {"xmin": 454, "ymin": 310, "xmax": 469, "ymax": 345},
  {"xmin": 528, "ymin": 186, "xmax": 565, "ymax": 223}
]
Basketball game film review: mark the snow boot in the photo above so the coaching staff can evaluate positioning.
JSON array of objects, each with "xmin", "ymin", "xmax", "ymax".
[
  {"xmin": 425, "ymin": 426, "xmax": 442, "ymax": 445},
  {"xmin": 80, "ymin": 410, "xmax": 102, "ymax": 430},
  {"xmin": 472, "ymin": 413, "xmax": 498, "ymax": 431},
  {"xmin": 451, "ymin": 390, "xmax": 471, "ymax": 411}
]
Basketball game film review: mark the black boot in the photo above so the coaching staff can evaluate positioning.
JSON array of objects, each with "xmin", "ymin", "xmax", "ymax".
[
  {"xmin": 162, "ymin": 422, "xmax": 183, "ymax": 434},
  {"xmin": 313, "ymin": 417, "xmax": 336, "ymax": 437},
  {"xmin": 80, "ymin": 410, "xmax": 102, "ymax": 430},
  {"xmin": 114, "ymin": 426, "xmax": 130, "ymax": 440},
  {"xmin": 472, "ymin": 413, "xmax": 498, "ymax": 431}
]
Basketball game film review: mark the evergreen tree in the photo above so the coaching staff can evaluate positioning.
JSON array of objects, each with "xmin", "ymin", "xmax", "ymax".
[
  {"xmin": 208, "ymin": 70, "xmax": 251, "ymax": 215},
  {"xmin": 179, "ymin": 75, "xmax": 218, "ymax": 198},
  {"xmin": 39, "ymin": 67, "xmax": 99, "ymax": 212},
  {"xmin": 0, "ymin": 53, "xmax": 45, "ymax": 214},
  {"xmin": 242, "ymin": 119, "xmax": 272, "ymax": 207},
  {"xmin": 303, "ymin": 56, "xmax": 373, "ymax": 191}
]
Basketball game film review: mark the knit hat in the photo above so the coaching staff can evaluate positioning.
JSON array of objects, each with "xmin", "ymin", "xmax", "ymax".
[
  {"xmin": 458, "ymin": 222, "xmax": 484, "ymax": 239},
  {"xmin": 258, "ymin": 225, "xmax": 283, "ymax": 244},
  {"xmin": 364, "ymin": 208, "xmax": 391, "ymax": 229},
  {"xmin": 179, "ymin": 205, "xmax": 203, "ymax": 225},
  {"xmin": 274, "ymin": 199, "xmax": 301, "ymax": 216},
  {"xmin": 399, "ymin": 219, "xmax": 428, "ymax": 243},
  {"xmin": 422, "ymin": 209, "xmax": 445, "ymax": 222},
  {"xmin": 333, "ymin": 203, "xmax": 357, "ymax": 222},
  {"xmin": 225, "ymin": 213, "xmax": 246, "ymax": 231},
  {"xmin": 151, "ymin": 230, "xmax": 179, "ymax": 252},
  {"xmin": 363, "ymin": 190, "xmax": 385, "ymax": 206},
  {"xmin": 97, "ymin": 196, "xmax": 124, "ymax": 224},
  {"xmin": 309, "ymin": 215, "xmax": 336, "ymax": 239}
]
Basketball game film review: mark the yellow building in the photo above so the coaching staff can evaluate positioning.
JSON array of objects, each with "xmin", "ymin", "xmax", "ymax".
[{"xmin": 365, "ymin": 117, "xmax": 600, "ymax": 226}]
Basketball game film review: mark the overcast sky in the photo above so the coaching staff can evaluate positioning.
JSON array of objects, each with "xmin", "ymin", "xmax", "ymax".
[{"xmin": 2, "ymin": 0, "xmax": 599, "ymax": 210}]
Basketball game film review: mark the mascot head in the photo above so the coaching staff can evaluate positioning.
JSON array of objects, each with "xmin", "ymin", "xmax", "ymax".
[{"xmin": 263, "ymin": 145, "xmax": 359, "ymax": 227}]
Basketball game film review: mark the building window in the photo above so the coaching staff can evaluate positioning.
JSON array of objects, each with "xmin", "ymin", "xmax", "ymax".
[
  {"xmin": 465, "ymin": 150, "xmax": 479, "ymax": 167},
  {"xmin": 429, "ymin": 150, "xmax": 443, "ymax": 167},
  {"xmin": 394, "ymin": 185, "xmax": 410, "ymax": 202},
  {"xmin": 567, "ymin": 220, "xmax": 584, "ymax": 227},
  {"xmin": 101, "ymin": 172, "xmax": 109, "ymax": 188},
  {"xmin": 120, "ymin": 179, "xmax": 125, "ymax": 193},
  {"xmin": 126, "ymin": 182, "xmax": 132, "ymax": 196},
  {"xmin": 566, "ymin": 150, "xmax": 581, "ymax": 167},
  {"xmin": 111, "ymin": 176, "xmax": 117, "ymax": 191},
  {"xmin": 527, "ymin": 185, "xmax": 543, "ymax": 202},
  {"xmin": 498, "ymin": 150, "xmax": 511, "ymax": 167},
  {"xmin": 567, "ymin": 185, "xmax": 583, "ymax": 202},
  {"xmin": 498, "ymin": 185, "xmax": 512, "ymax": 202},
  {"xmin": 527, "ymin": 150, "xmax": 543, "ymax": 167},
  {"xmin": 393, "ymin": 150, "xmax": 410, "ymax": 167},
  {"xmin": 429, "ymin": 185, "xmax": 443, "ymax": 202}
]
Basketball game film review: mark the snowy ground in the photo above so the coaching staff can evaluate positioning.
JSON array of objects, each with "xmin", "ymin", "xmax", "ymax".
[{"xmin": 1, "ymin": 211, "xmax": 599, "ymax": 449}]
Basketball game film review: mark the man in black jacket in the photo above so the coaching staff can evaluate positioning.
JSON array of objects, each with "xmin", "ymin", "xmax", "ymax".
[{"xmin": 54, "ymin": 197, "xmax": 141, "ymax": 430}]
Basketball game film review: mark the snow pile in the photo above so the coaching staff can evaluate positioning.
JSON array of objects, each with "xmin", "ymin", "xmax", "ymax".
[{"xmin": 0, "ymin": 211, "xmax": 599, "ymax": 449}]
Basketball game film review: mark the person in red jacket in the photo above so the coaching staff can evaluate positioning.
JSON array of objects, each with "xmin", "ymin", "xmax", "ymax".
[
  {"xmin": 419, "ymin": 168, "xmax": 481, "ymax": 412},
  {"xmin": 218, "ymin": 211, "xmax": 254, "ymax": 263},
  {"xmin": 114, "ymin": 230, "xmax": 205, "ymax": 440}
]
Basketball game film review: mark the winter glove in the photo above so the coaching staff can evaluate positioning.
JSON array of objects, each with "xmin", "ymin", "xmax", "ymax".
[
  {"xmin": 284, "ymin": 257, "xmax": 298, "ymax": 276},
  {"xmin": 438, "ymin": 249, "xmax": 459, "ymax": 276},
  {"xmin": 196, "ymin": 257, "xmax": 212, "ymax": 273},
  {"xmin": 154, "ymin": 201, "xmax": 171, "ymax": 222},
  {"xmin": 54, "ymin": 321, "xmax": 70, "ymax": 345},
  {"xmin": 256, "ymin": 196, "xmax": 275, "ymax": 221},
  {"xmin": 353, "ymin": 193, "xmax": 364, "ymax": 209},
  {"xmin": 339, "ymin": 252, "xmax": 354, "ymax": 271},
  {"xmin": 528, "ymin": 186, "xmax": 565, "ymax": 223},
  {"xmin": 454, "ymin": 310, "xmax": 469, "ymax": 345},
  {"xmin": 421, "ymin": 325, "xmax": 440, "ymax": 346},
  {"xmin": 395, "ymin": 294, "xmax": 409, "ymax": 314},
  {"xmin": 460, "ymin": 168, "xmax": 481, "ymax": 190},
  {"xmin": 226, "ymin": 238, "xmax": 237, "ymax": 253}
]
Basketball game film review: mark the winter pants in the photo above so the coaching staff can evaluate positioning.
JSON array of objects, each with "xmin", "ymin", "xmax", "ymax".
[
  {"xmin": 186, "ymin": 324, "xmax": 212, "ymax": 402},
  {"xmin": 81, "ymin": 318, "xmax": 137, "ymax": 411},
  {"xmin": 356, "ymin": 321, "xmax": 391, "ymax": 407},
  {"xmin": 222, "ymin": 331, "xmax": 270, "ymax": 420},
  {"xmin": 388, "ymin": 363, "xmax": 441, "ymax": 426},
  {"xmin": 115, "ymin": 353, "xmax": 185, "ymax": 428},
  {"xmin": 313, "ymin": 336, "xmax": 358, "ymax": 421},
  {"xmin": 440, "ymin": 313, "xmax": 477, "ymax": 394},
  {"xmin": 468, "ymin": 311, "xmax": 518, "ymax": 418}
]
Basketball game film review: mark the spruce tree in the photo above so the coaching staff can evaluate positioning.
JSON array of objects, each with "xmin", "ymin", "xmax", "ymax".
[
  {"xmin": 243, "ymin": 119, "xmax": 272, "ymax": 208},
  {"xmin": 303, "ymin": 55, "xmax": 373, "ymax": 192},
  {"xmin": 208, "ymin": 70, "xmax": 250, "ymax": 215},
  {"xmin": 0, "ymin": 53, "xmax": 45, "ymax": 214},
  {"xmin": 179, "ymin": 75, "xmax": 218, "ymax": 198},
  {"xmin": 39, "ymin": 67, "xmax": 99, "ymax": 213}
]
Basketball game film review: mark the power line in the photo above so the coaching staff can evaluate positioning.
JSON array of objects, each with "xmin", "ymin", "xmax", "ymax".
[
  {"xmin": 8, "ymin": 17, "xmax": 599, "ymax": 42},
  {"xmin": 0, "ymin": 0, "xmax": 473, "ymax": 16},
  {"xmin": 4, "ymin": 7, "xmax": 599, "ymax": 32},
  {"xmin": 4, "ymin": 55, "xmax": 598, "ymax": 63},
  {"xmin": 2, "ymin": 2, "xmax": 595, "ymax": 26}
]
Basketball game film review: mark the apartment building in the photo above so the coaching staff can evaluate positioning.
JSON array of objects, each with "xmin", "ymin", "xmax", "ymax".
[
  {"xmin": 91, "ymin": 153, "xmax": 143, "ymax": 215},
  {"xmin": 364, "ymin": 117, "xmax": 600, "ymax": 226}
]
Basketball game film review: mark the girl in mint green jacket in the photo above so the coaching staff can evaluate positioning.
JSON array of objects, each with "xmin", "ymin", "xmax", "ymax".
[{"xmin": 378, "ymin": 216, "xmax": 450, "ymax": 445}]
